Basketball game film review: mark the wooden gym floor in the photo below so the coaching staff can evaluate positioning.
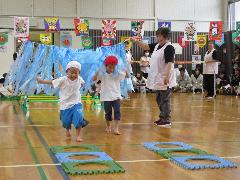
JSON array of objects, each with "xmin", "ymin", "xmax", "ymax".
[{"xmin": 0, "ymin": 93, "xmax": 239, "ymax": 180}]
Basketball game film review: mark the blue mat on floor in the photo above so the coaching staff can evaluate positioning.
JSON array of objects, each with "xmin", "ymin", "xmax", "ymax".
[{"xmin": 55, "ymin": 152, "xmax": 113, "ymax": 163}]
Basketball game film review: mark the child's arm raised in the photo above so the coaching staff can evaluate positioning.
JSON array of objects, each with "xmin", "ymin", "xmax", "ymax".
[
  {"xmin": 37, "ymin": 76, "xmax": 53, "ymax": 85},
  {"xmin": 92, "ymin": 71, "xmax": 99, "ymax": 81}
]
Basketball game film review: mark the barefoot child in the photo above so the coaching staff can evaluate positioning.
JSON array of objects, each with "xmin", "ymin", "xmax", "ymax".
[
  {"xmin": 37, "ymin": 61, "xmax": 88, "ymax": 142},
  {"xmin": 93, "ymin": 56, "xmax": 129, "ymax": 135}
]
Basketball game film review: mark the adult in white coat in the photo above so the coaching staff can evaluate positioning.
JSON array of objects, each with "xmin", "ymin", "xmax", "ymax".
[
  {"xmin": 132, "ymin": 28, "xmax": 175, "ymax": 128},
  {"xmin": 203, "ymin": 41, "xmax": 219, "ymax": 100}
]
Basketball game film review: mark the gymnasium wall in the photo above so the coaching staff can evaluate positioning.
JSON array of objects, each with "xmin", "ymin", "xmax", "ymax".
[{"xmin": 0, "ymin": 0, "xmax": 228, "ymax": 76}]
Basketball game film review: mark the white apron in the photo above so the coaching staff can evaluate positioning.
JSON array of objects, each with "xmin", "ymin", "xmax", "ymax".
[
  {"xmin": 147, "ymin": 42, "xmax": 176, "ymax": 90},
  {"xmin": 203, "ymin": 49, "xmax": 218, "ymax": 75}
]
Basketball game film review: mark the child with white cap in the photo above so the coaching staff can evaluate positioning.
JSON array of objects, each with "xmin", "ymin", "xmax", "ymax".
[{"xmin": 37, "ymin": 61, "xmax": 88, "ymax": 142}]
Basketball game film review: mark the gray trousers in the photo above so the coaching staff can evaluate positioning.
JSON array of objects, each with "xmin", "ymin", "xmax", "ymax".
[{"xmin": 156, "ymin": 88, "xmax": 172, "ymax": 122}]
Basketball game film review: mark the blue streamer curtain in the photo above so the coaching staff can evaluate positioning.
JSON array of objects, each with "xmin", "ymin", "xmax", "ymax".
[{"xmin": 5, "ymin": 41, "xmax": 133, "ymax": 97}]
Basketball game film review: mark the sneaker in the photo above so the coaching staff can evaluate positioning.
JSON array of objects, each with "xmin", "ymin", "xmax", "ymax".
[
  {"xmin": 82, "ymin": 119, "xmax": 89, "ymax": 128},
  {"xmin": 156, "ymin": 121, "xmax": 171, "ymax": 128},
  {"xmin": 154, "ymin": 119, "xmax": 162, "ymax": 124},
  {"xmin": 206, "ymin": 97, "xmax": 214, "ymax": 101}
]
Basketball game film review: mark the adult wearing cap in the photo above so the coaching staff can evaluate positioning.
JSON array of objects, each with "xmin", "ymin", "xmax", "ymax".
[
  {"xmin": 132, "ymin": 28, "xmax": 175, "ymax": 128},
  {"xmin": 203, "ymin": 41, "xmax": 219, "ymax": 100}
]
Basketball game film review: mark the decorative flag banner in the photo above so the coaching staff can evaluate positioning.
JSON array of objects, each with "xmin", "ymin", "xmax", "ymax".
[
  {"xmin": 142, "ymin": 37, "xmax": 151, "ymax": 44},
  {"xmin": 40, "ymin": 33, "xmax": 52, "ymax": 45},
  {"xmin": 82, "ymin": 36, "xmax": 92, "ymax": 49},
  {"xmin": 100, "ymin": 37, "xmax": 113, "ymax": 46},
  {"xmin": 158, "ymin": 21, "xmax": 171, "ymax": 30},
  {"xmin": 44, "ymin": 17, "xmax": 60, "ymax": 32},
  {"xmin": 172, "ymin": 43, "xmax": 182, "ymax": 55},
  {"xmin": 14, "ymin": 17, "xmax": 29, "ymax": 37},
  {"xmin": 74, "ymin": 18, "xmax": 89, "ymax": 36},
  {"xmin": 17, "ymin": 35, "xmax": 30, "ymax": 43},
  {"xmin": 194, "ymin": 44, "xmax": 199, "ymax": 54},
  {"xmin": 197, "ymin": 35, "xmax": 207, "ymax": 48},
  {"xmin": 120, "ymin": 36, "xmax": 132, "ymax": 49},
  {"xmin": 178, "ymin": 35, "xmax": 190, "ymax": 48},
  {"xmin": 215, "ymin": 34, "xmax": 224, "ymax": 47},
  {"xmin": 236, "ymin": 21, "xmax": 240, "ymax": 33},
  {"xmin": 60, "ymin": 34, "xmax": 72, "ymax": 48},
  {"xmin": 192, "ymin": 55, "xmax": 201, "ymax": 70},
  {"xmin": 232, "ymin": 32, "xmax": 240, "ymax": 45},
  {"xmin": 102, "ymin": 19, "xmax": 117, "ymax": 39},
  {"xmin": 184, "ymin": 22, "xmax": 197, "ymax": 41},
  {"xmin": 131, "ymin": 20, "xmax": 144, "ymax": 41},
  {"xmin": 0, "ymin": 32, "xmax": 8, "ymax": 52},
  {"xmin": 209, "ymin": 21, "xmax": 223, "ymax": 41}
]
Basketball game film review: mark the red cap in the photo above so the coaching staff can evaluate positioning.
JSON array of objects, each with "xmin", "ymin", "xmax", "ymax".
[{"xmin": 104, "ymin": 56, "xmax": 118, "ymax": 65}]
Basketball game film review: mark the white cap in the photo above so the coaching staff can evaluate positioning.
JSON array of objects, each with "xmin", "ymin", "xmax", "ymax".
[
  {"xmin": 66, "ymin": 61, "xmax": 81, "ymax": 71},
  {"xmin": 178, "ymin": 65, "xmax": 183, "ymax": 69}
]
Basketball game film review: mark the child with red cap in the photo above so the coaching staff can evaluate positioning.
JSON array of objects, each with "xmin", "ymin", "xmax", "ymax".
[{"xmin": 93, "ymin": 55, "xmax": 129, "ymax": 135}]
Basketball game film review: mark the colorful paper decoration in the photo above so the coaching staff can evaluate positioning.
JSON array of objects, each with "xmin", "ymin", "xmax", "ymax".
[
  {"xmin": 236, "ymin": 21, "xmax": 240, "ymax": 33},
  {"xmin": 178, "ymin": 35, "xmax": 189, "ymax": 48},
  {"xmin": 192, "ymin": 55, "xmax": 201, "ymax": 70},
  {"xmin": 44, "ymin": 17, "xmax": 60, "ymax": 32},
  {"xmin": 60, "ymin": 34, "xmax": 72, "ymax": 48},
  {"xmin": 82, "ymin": 36, "xmax": 92, "ymax": 49},
  {"xmin": 196, "ymin": 35, "xmax": 207, "ymax": 48},
  {"xmin": 209, "ymin": 21, "xmax": 223, "ymax": 41},
  {"xmin": 0, "ymin": 32, "xmax": 8, "ymax": 52},
  {"xmin": 215, "ymin": 34, "xmax": 224, "ymax": 47},
  {"xmin": 40, "ymin": 33, "xmax": 52, "ymax": 45},
  {"xmin": 100, "ymin": 37, "xmax": 113, "ymax": 46},
  {"xmin": 17, "ymin": 36, "xmax": 30, "ymax": 43},
  {"xmin": 0, "ymin": 32, "xmax": 8, "ymax": 46},
  {"xmin": 194, "ymin": 44, "xmax": 199, "ymax": 54},
  {"xmin": 184, "ymin": 22, "xmax": 197, "ymax": 41},
  {"xmin": 74, "ymin": 18, "xmax": 89, "ymax": 36},
  {"xmin": 120, "ymin": 36, "xmax": 132, "ymax": 49},
  {"xmin": 232, "ymin": 32, "xmax": 240, "ymax": 45},
  {"xmin": 131, "ymin": 20, "xmax": 144, "ymax": 41},
  {"xmin": 158, "ymin": 21, "xmax": 171, "ymax": 30},
  {"xmin": 142, "ymin": 37, "xmax": 151, "ymax": 44},
  {"xmin": 102, "ymin": 19, "xmax": 117, "ymax": 39},
  {"xmin": 14, "ymin": 17, "xmax": 29, "ymax": 37}
]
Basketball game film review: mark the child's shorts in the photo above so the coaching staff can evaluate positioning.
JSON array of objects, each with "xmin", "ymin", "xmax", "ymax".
[
  {"xmin": 104, "ymin": 99, "xmax": 121, "ymax": 121},
  {"xmin": 60, "ymin": 103, "xmax": 87, "ymax": 129}
]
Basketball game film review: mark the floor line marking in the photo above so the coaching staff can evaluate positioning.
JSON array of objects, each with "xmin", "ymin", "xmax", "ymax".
[{"xmin": 0, "ymin": 155, "xmax": 239, "ymax": 168}]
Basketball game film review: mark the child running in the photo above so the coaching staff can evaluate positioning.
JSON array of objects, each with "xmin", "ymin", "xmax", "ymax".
[
  {"xmin": 37, "ymin": 61, "xmax": 88, "ymax": 142},
  {"xmin": 93, "ymin": 56, "xmax": 129, "ymax": 135}
]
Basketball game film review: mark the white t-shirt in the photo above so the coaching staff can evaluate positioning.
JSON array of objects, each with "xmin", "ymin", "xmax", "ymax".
[
  {"xmin": 98, "ymin": 71, "xmax": 126, "ymax": 101},
  {"xmin": 52, "ymin": 76, "xmax": 84, "ymax": 110}
]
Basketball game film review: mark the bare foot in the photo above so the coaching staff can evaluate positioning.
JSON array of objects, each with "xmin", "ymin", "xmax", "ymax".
[
  {"xmin": 66, "ymin": 130, "xmax": 71, "ymax": 139},
  {"xmin": 105, "ymin": 126, "xmax": 112, "ymax": 133},
  {"xmin": 76, "ymin": 136, "xmax": 83, "ymax": 142},
  {"xmin": 113, "ymin": 130, "xmax": 121, "ymax": 135}
]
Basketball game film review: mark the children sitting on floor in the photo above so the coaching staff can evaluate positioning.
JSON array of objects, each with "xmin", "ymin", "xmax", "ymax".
[
  {"xmin": 132, "ymin": 72, "xmax": 147, "ymax": 93},
  {"xmin": 190, "ymin": 68, "xmax": 203, "ymax": 93},
  {"xmin": 174, "ymin": 67, "xmax": 191, "ymax": 93},
  {"xmin": 216, "ymin": 71, "xmax": 231, "ymax": 95},
  {"xmin": 230, "ymin": 68, "xmax": 240, "ymax": 96}
]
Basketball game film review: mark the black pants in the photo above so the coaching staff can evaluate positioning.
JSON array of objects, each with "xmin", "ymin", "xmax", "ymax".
[
  {"xmin": 156, "ymin": 88, "xmax": 172, "ymax": 122},
  {"xmin": 142, "ymin": 72, "xmax": 148, "ymax": 79},
  {"xmin": 104, "ymin": 99, "xmax": 121, "ymax": 121},
  {"xmin": 203, "ymin": 74, "xmax": 215, "ymax": 97}
]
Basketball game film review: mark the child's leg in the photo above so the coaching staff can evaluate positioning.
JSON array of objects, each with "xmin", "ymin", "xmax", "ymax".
[
  {"xmin": 76, "ymin": 128, "xmax": 82, "ymax": 142},
  {"xmin": 104, "ymin": 101, "xmax": 113, "ymax": 133},
  {"xmin": 66, "ymin": 129, "xmax": 71, "ymax": 138},
  {"xmin": 60, "ymin": 110, "xmax": 72, "ymax": 138},
  {"xmin": 113, "ymin": 99, "xmax": 121, "ymax": 135}
]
